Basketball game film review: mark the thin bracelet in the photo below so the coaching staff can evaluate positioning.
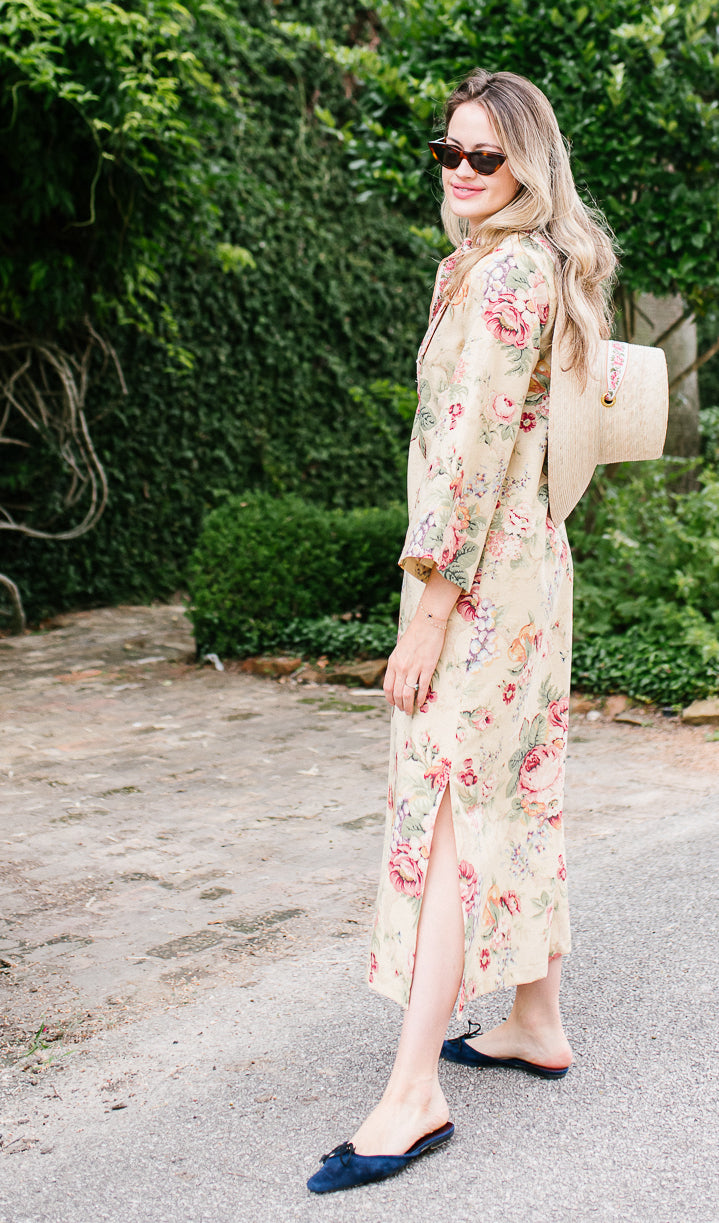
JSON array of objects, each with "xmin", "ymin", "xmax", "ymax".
[{"xmin": 418, "ymin": 606, "xmax": 448, "ymax": 630}]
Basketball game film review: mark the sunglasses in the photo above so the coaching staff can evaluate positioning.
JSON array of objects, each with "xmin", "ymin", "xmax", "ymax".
[{"xmin": 428, "ymin": 140, "xmax": 507, "ymax": 177}]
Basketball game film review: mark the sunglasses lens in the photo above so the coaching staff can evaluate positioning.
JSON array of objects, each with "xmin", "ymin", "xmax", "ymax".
[
  {"xmin": 469, "ymin": 151, "xmax": 505, "ymax": 175},
  {"xmin": 429, "ymin": 142, "xmax": 461, "ymax": 169}
]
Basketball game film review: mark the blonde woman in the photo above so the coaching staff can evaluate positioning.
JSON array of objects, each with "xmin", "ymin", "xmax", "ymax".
[{"xmin": 308, "ymin": 69, "xmax": 616, "ymax": 1194}]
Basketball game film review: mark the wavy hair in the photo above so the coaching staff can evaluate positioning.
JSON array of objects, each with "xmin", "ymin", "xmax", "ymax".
[{"xmin": 437, "ymin": 70, "xmax": 617, "ymax": 380}]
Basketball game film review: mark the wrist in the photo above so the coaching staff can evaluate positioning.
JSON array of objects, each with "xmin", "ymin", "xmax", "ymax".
[{"xmin": 417, "ymin": 604, "xmax": 448, "ymax": 630}]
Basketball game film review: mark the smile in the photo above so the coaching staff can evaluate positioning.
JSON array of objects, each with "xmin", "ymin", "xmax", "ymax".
[{"xmin": 451, "ymin": 183, "xmax": 484, "ymax": 195}]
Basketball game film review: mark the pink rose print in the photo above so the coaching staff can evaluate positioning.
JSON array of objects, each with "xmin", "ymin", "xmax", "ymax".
[
  {"xmin": 547, "ymin": 698, "xmax": 569, "ymax": 732},
  {"xmin": 389, "ymin": 841, "xmax": 425, "ymax": 896},
  {"xmin": 419, "ymin": 687, "xmax": 438, "ymax": 714},
  {"xmin": 518, "ymin": 743, "xmax": 564, "ymax": 802},
  {"xmin": 486, "ymin": 531, "xmax": 522, "ymax": 561},
  {"xmin": 369, "ymin": 952, "xmax": 378, "ymax": 983},
  {"xmin": 489, "ymin": 393, "xmax": 516, "ymax": 423},
  {"xmin": 458, "ymin": 758, "xmax": 478, "ymax": 786},
  {"xmin": 503, "ymin": 682, "xmax": 516, "ymax": 704},
  {"xmin": 470, "ymin": 707, "xmax": 494, "ymax": 730},
  {"xmin": 448, "ymin": 401, "xmax": 464, "ymax": 429},
  {"xmin": 456, "ymin": 574, "xmax": 484, "ymax": 621},
  {"xmin": 456, "ymin": 588, "xmax": 479, "ymax": 621},
  {"xmin": 520, "ymin": 411, "xmax": 537, "ymax": 432},
  {"xmin": 458, "ymin": 860, "xmax": 478, "ymax": 911},
  {"xmin": 483, "ymin": 293, "xmax": 533, "ymax": 348},
  {"xmin": 504, "ymin": 505, "xmax": 533, "ymax": 536},
  {"xmin": 558, "ymin": 854, "xmax": 567, "ymax": 882},
  {"xmin": 479, "ymin": 948, "xmax": 491, "ymax": 971},
  {"xmin": 501, "ymin": 890, "xmax": 521, "ymax": 914}
]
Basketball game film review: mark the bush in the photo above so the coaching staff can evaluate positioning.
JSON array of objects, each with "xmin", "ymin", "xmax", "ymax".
[
  {"xmin": 570, "ymin": 461, "xmax": 719, "ymax": 704},
  {"xmin": 187, "ymin": 465, "xmax": 719, "ymax": 707},
  {"xmin": 187, "ymin": 492, "xmax": 406, "ymax": 657}
]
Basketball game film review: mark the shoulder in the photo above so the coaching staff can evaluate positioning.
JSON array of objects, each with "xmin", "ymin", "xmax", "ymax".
[
  {"xmin": 459, "ymin": 233, "xmax": 555, "ymax": 341},
  {"xmin": 463, "ymin": 232, "xmax": 556, "ymax": 323},
  {"xmin": 466, "ymin": 232, "xmax": 556, "ymax": 295}
]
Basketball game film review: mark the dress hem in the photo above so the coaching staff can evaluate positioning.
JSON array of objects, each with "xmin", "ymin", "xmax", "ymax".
[{"xmin": 367, "ymin": 941, "xmax": 572, "ymax": 1012}]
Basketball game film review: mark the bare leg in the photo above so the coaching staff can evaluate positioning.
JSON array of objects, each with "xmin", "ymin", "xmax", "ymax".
[
  {"xmin": 465, "ymin": 954, "xmax": 572, "ymax": 1069},
  {"xmin": 351, "ymin": 788, "xmax": 464, "ymax": 1155}
]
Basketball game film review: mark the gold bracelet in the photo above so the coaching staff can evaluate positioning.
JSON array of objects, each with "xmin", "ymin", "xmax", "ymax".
[{"xmin": 418, "ymin": 606, "xmax": 448, "ymax": 630}]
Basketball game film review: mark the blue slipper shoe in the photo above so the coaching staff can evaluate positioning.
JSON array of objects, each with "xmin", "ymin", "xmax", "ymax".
[
  {"xmin": 306, "ymin": 1121, "xmax": 454, "ymax": 1193},
  {"xmin": 441, "ymin": 1022, "xmax": 570, "ymax": 1080}
]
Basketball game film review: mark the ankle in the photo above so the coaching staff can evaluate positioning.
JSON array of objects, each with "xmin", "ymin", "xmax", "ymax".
[
  {"xmin": 382, "ymin": 1074, "xmax": 440, "ymax": 1111},
  {"xmin": 507, "ymin": 1006, "xmax": 565, "ymax": 1037}
]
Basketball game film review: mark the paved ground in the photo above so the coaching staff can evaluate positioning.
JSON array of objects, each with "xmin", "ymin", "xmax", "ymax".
[{"xmin": 1, "ymin": 606, "xmax": 718, "ymax": 1222}]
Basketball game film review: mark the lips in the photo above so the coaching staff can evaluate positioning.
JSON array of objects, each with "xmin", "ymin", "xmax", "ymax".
[{"xmin": 451, "ymin": 182, "xmax": 484, "ymax": 196}]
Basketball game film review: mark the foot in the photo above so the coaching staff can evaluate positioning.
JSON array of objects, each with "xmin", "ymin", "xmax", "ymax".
[
  {"xmin": 350, "ymin": 1084, "xmax": 450, "ymax": 1157},
  {"xmin": 465, "ymin": 1016, "xmax": 572, "ymax": 1071}
]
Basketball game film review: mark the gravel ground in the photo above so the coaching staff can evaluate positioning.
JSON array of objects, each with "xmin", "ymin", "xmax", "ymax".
[{"xmin": 1, "ymin": 605, "xmax": 717, "ymax": 1223}]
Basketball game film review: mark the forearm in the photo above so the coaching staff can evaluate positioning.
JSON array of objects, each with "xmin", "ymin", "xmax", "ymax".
[{"xmin": 415, "ymin": 565, "xmax": 462, "ymax": 627}]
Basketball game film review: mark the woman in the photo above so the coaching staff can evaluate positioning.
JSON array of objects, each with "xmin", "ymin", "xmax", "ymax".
[{"xmin": 308, "ymin": 68, "xmax": 616, "ymax": 1194}]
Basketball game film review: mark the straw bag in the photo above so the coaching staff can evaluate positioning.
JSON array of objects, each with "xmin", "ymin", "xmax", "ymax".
[{"xmin": 547, "ymin": 338, "xmax": 669, "ymax": 527}]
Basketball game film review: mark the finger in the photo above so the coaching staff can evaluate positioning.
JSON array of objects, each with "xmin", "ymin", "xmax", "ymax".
[
  {"xmin": 402, "ymin": 679, "xmax": 420, "ymax": 715},
  {"xmin": 416, "ymin": 673, "xmax": 431, "ymax": 710},
  {"xmin": 383, "ymin": 662, "xmax": 396, "ymax": 705}
]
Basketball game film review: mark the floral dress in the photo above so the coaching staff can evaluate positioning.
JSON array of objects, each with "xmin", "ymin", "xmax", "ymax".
[{"xmin": 368, "ymin": 231, "xmax": 572, "ymax": 1012}]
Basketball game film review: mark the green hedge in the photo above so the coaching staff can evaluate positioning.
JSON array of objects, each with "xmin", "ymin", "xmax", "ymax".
[
  {"xmin": 187, "ymin": 493, "xmax": 407, "ymax": 657},
  {"xmin": 187, "ymin": 472, "xmax": 719, "ymax": 706}
]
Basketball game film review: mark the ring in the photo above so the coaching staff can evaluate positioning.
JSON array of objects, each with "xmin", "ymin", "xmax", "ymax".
[{"xmin": 405, "ymin": 682, "xmax": 420, "ymax": 690}]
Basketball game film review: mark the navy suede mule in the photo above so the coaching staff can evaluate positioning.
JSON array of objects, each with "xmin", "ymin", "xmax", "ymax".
[
  {"xmin": 441, "ymin": 1022, "xmax": 569, "ymax": 1079},
  {"xmin": 306, "ymin": 1121, "xmax": 454, "ymax": 1193}
]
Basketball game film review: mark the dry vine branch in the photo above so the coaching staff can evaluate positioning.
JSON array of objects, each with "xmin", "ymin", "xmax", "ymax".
[
  {"xmin": 0, "ymin": 573, "xmax": 25, "ymax": 634},
  {"xmin": 0, "ymin": 320, "xmax": 126, "ymax": 632},
  {"xmin": 0, "ymin": 321, "xmax": 125, "ymax": 540}
]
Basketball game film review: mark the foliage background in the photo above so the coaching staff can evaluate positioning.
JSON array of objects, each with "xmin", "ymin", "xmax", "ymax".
[{"xmin": 1, "ymin": 0, "xmax": 718, "ymax": 702}]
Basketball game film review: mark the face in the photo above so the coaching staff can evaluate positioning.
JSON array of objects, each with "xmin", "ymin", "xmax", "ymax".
[{"xmin": 443, "ymin": 101, "xmax": 520, "ymax": 229}]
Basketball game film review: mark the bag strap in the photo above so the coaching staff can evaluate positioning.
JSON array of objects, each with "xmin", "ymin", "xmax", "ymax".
[{"xmin": 600, "ymin": 340, "xmax": 629, "ymax": 407}]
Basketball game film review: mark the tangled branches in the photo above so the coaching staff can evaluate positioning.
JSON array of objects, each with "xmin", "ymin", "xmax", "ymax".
[{"xmin": 0, "ymin": 320, "xmax": 125, "ymax": 632}]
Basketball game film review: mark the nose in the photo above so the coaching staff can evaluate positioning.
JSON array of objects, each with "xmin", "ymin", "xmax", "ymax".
[{"xmin": 454, "ymin": 151, "xmax": 477, "ymax": 179}]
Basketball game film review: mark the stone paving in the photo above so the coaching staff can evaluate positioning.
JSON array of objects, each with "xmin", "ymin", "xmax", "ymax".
[{"xmin": 1, "ymin": 605, "xmax": 718, "ymax": 1222}]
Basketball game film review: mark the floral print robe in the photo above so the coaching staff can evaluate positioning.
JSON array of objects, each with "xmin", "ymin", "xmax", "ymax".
[{"xmin": 368, "ymin": 231, "xmax": 572, "ymax": 1011}]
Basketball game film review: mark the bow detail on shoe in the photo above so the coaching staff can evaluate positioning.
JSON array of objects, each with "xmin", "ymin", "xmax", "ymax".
[
  {"xmin": 445, "ymin": 1019, "xmax": 482, "ymax": 1047},
  {"xmin": 320, "ymin": 1141, "xmax": 355, "ymax": 1166}
]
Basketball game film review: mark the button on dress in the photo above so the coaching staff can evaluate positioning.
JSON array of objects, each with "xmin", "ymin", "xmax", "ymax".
[{"xmin": 368, "ymin": 231, "xmax": 572, "ymax": 1011}]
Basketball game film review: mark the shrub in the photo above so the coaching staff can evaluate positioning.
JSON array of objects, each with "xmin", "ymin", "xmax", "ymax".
[
  {"xmin": 570, "ymin": 461, "xmax": 719, "ymax": 703},
  {"xmin": 187, "ymin": 492, "xmax": 406, "ymax": 657}
]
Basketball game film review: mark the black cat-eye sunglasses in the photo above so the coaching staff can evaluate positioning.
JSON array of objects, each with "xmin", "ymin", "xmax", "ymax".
[{"xmin": 428, "ymin": 140, "xmax": 507, "ymax": 177}]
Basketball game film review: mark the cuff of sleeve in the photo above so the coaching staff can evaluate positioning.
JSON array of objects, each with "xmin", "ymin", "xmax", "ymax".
[{"xmin": 400, "ymin": 502, "xmax": 484, "ymax": 592}]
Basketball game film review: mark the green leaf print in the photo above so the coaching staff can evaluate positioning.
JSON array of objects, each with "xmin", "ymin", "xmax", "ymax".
[
  {"xmin": 527, "ymin": 713, "xmax": 548, "ymax": 749},
  {"xmin": 539, "ymin": 677, "xmax": 563, "ymax": 709},
  {"xmin": 504, "ymin": 267, "xmax": 531, "ymax": 292},
  {"xmin": 506, "ymin": 347, "xmax": 534, "ymax": 377},
  {"xmin": 400, "ymin": 814, "xmax": 427, "ymax": 840}
]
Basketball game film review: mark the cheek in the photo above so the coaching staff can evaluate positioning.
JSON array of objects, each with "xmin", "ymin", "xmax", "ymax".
[
  {"xmin": 441, "ymin": 166, "xmax": 453, "ymax": 194},
  {"xmin": 494, "ymin": 167, "xmax": 520, "ymax": 204}
]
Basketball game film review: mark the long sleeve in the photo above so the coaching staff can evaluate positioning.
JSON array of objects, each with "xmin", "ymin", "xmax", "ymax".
[{"xmin": 400, "ymin": 243, "xmax": 553, "ymax": 592}]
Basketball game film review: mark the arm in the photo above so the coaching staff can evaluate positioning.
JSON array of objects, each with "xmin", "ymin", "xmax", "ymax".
[{"xmin": 400, "ymin": 244, "xmax": 551, "ymax": 592}]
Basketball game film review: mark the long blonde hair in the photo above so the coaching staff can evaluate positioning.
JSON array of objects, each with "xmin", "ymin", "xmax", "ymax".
[{"xmin": 438, "ymin": 70, "xmax": 617, "ymax": 379}]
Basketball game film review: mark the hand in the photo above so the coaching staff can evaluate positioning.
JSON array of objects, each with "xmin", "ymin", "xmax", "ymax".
[{"xmin": 383, "ymin": 613, "xmax": 446, "ymax": 714}]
